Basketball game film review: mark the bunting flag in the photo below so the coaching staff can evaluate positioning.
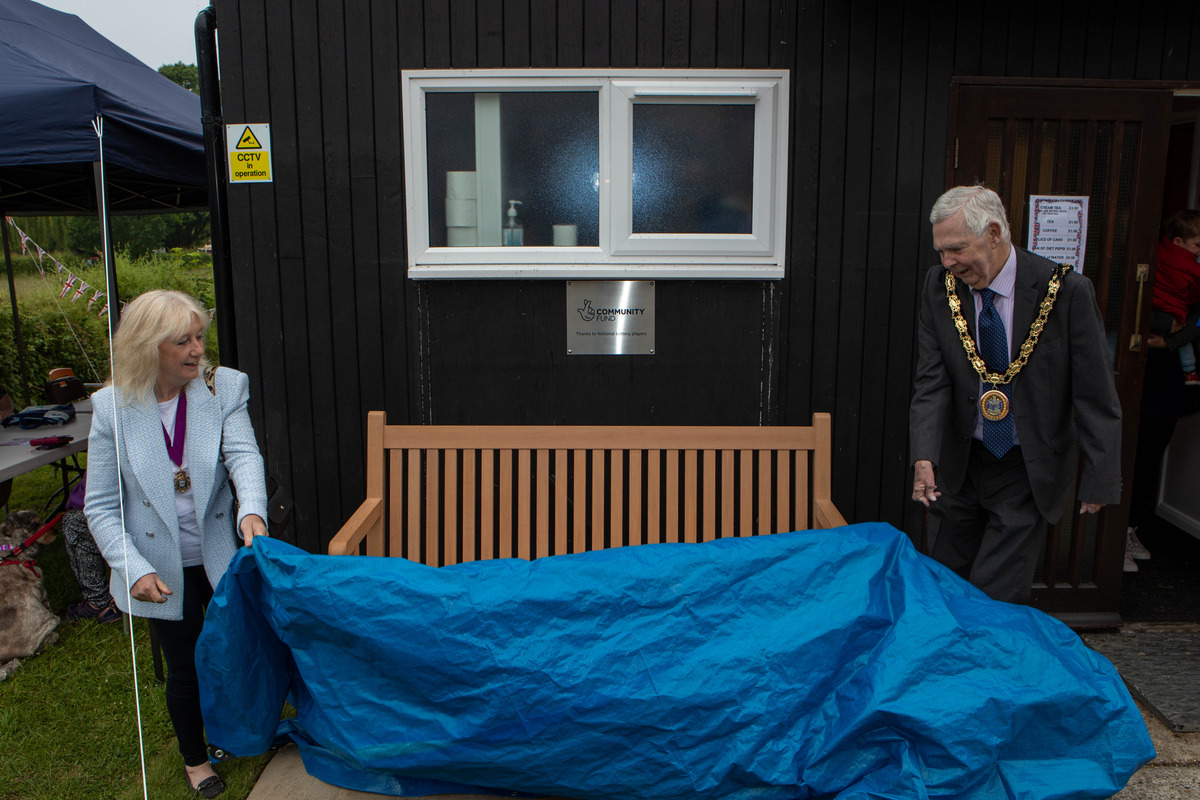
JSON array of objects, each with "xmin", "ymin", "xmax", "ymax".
[
  {"xmin": 5, "ymin": 216, "xmax": 111, "ymax": 312},
  {"xmin": 97, "ymin": 302, "xmax": 109, "ymax": 318},
  {"xmin": 209, "ymin": 307, "xmax": 216, "ymax": 321}
]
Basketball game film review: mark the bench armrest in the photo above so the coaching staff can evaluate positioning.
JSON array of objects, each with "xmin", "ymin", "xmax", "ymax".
[
  {"xmin": 814, "ymin": 499, "xmax": 848, "ymax": 529},
  {"xmin": 327, "ymin": 497, "xmax": 383, "ymax": 555}
]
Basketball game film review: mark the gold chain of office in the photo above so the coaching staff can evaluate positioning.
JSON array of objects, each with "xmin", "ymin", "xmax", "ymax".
[{"xmin": 943, "ymin": 263, "xmax": 1072, "ymax": 388}]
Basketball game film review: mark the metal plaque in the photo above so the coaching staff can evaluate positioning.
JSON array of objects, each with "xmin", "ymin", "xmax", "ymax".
[{"xmin": 566, "ymin": 281, "xmax": 655, "ymax": 355}]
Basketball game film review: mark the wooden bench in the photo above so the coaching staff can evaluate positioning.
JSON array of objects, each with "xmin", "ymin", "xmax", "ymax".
[{"xmin": 328, "ymin": 411, "xmax": 847, "ymax": 561}]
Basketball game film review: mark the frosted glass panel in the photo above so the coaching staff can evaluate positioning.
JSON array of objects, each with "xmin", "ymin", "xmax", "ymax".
[
  {"xmin": 632, "ymin": 104, "xmax": 755, "ymax": 234},
  {"xmin": 425, "ymin": 92, "xmax": 599, "ymax": 247}
]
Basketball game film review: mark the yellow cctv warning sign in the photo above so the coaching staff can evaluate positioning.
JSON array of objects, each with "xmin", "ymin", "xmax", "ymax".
[{"xmin": 226, "ymin": 123, "xmax": 272, "ymax": 183}]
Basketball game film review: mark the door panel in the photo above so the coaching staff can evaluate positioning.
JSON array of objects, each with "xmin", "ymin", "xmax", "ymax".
[{"xmin": 949, "ymin": 81, "xmax": 1172, "ymax": 624}]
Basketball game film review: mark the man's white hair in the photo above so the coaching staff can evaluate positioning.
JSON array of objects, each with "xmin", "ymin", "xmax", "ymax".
[{"xmin": 929, "ymin": 185, "xmax": 1011, "ymax": 244}]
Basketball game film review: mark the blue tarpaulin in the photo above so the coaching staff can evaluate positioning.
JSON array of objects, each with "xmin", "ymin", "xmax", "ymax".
[{"xmin": 198, "ymin": 523, "xmax": 1153, "ymax": 799}]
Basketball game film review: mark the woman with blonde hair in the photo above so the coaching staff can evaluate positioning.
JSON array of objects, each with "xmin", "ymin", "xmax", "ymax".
[{"xmin": 86, "ymin": 289, "xmax": 268, "ymax": 798}]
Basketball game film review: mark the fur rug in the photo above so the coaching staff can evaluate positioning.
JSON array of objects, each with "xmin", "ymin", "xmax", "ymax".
[{"xmin": 0, "ymin": 510, "xmax": 59, "ymax": 681}]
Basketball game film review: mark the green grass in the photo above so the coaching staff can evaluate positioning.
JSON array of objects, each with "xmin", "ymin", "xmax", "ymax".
[{"xmin": 1, "ymin": 465, "xmax": 276, "ymax": 800}]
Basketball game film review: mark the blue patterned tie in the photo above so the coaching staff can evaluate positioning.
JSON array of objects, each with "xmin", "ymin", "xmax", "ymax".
[{"xmin": 978, "ymin": 288, "xmax": 1015, "ymax": 458}]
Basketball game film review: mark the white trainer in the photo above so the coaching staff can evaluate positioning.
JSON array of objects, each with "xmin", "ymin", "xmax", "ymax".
[{"xmin": 1126, "ymin": 527, "xmax": 1151, "ymax": 560}]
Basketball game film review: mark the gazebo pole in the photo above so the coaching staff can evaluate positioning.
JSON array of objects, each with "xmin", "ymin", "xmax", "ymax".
[
  {"xmin": 92, "ymin": 162, "xmax": 118, "ymax": 341},
  {"xmin": 92, "ymin": 117, "xmax": 118, "ymax": 342},
  {"xmin": 1, "ymin": 214, "xmax": 30, "ymax": 405}
]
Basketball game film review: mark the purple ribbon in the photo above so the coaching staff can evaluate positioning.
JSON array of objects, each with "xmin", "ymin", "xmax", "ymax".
[{"xmin": 162, "ymin": 392, "xmax": 187, "ymax": 467}]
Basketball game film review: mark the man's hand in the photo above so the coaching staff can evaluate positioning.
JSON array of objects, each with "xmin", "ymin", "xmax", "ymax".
[
  {"xmin": 131, "ymin": 573, "xmax": 171, "ymax": 603},
  {"xmin": 912, "ymin": 460, "xmax": 941, "ymax": 507},
  {"xmin": 1079, "ymin": 502, "xmax": 1104, "ymax": 514}
]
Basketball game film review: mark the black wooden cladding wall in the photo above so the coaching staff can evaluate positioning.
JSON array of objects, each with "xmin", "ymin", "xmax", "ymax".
[{"xmin": 212, "ymin": 0, "xmax": 1200, "ymax": 553}]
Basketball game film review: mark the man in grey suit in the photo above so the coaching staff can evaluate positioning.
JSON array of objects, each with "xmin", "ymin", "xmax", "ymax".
[{"xmin": 909, "ymin": 186, "xmax": 1121, "ymax": 604}]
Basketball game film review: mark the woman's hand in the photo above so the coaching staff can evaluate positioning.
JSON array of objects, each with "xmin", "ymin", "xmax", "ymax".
[
  {"xmin": 131, "ymin": 573, "xmax": 172, "ymax": 603},
  {"xmin": 240, "ymin": 514, "xmax": 269, "ymax": 546}
]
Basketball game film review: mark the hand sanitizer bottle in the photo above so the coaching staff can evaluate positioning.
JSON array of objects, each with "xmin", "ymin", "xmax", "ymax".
[{"xmin": 503, "ymin": 200, "xmax": 524, "ymax": 246}]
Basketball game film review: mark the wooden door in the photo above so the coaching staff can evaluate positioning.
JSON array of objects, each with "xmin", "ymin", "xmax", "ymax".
[{"xmin": 949, "ymin": 79, "xmax": 1172, "ymax": 625}]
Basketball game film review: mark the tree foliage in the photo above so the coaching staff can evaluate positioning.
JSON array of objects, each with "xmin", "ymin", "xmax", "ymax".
[
  {"xmin": 7, "ymin": 217, "xmax": 70, "ymax": 252},
  {"xmin": 158, "ymin": 61, "xmax": 199, "ymax": 94},
  {"xmin": 66, "ymin": 213, "xmax": 210, "ymax": 259}
]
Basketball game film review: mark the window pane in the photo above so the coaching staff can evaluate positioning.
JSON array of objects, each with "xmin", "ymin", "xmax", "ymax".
[
  {"xmin": 425, "ymin": 91, "xmax": 599, "ymax": 247},
  {"xmin": 632, "ymin": 103, "xmax": 755, "ymax": 234}
]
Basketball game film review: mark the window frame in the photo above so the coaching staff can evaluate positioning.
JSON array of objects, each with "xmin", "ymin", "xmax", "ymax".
[{"xmin": 402, "ymin": 68, "xmax": 790, "ymax": 280}]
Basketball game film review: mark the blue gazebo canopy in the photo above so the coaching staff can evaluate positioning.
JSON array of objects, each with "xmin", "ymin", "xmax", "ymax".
[{"xmin": 0, "ymin": 0, "xmax": 206, "ymax": 214}]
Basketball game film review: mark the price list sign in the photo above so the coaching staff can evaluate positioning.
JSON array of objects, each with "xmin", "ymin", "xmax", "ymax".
[{"xmin": 1027, "ymin": 196, "xmax": 1089, "ymax": 273}]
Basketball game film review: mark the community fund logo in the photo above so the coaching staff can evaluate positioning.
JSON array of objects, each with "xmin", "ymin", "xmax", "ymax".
[{"xmin": 577, "ymin": 299, "xmax": 645, "ymax": 322}]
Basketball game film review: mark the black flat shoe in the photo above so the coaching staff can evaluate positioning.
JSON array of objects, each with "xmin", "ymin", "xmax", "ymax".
[{"xmin": 190, "ymin": 774, "xmax": 226, "ymax": 798}]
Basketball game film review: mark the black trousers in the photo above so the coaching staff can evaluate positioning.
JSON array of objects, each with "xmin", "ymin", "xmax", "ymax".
[
  {"xmin": 927, "ymin": 443, "xmax": 1045, "ymax": 605},
  {"xmin": 148, "ymin": 565, "xmax": 214, "ymax": 767},
  {"xmin": 60, "ymin": 509, "xmax": 112, "ymax": 606}
]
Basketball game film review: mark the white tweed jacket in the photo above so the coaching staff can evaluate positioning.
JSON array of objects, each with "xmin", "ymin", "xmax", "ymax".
[{"xmin": 85, "ymin": 367, "xmax": 268, "ymax": 620}]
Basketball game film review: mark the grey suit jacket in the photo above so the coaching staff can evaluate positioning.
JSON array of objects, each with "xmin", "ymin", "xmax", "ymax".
[
  {"xmin": 85, "ymin": 367, "xmax": 267, "ymax": 620},
  {"xmin": 909, "ymin": 247, "xmax": 1122, "ymax": 523}
]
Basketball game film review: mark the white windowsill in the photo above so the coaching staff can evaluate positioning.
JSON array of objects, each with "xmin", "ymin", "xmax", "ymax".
[{"xmin": 407, "ymin": 264, "xmax": 785, "ymax": 280}]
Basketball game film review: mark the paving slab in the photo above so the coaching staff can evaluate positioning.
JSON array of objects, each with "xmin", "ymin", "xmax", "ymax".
[
  {"xmin": 1109, "ymin": 765, "xmax": 1200, "ymax": 799},
  {"xmin": 246, "ymin": 744, "xmax": 346, "ymax": 800},
  {"xmin": 1085, "ymin": 624, "xmax": 1200, "ymax": 732},
  {"xmin": 246, "ymin": 744, "xmax": 560, "ymax": 800}
]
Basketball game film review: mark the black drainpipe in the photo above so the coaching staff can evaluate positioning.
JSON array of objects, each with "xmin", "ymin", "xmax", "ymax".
[{"xmin": 195, "ymin": 6, "xmax": 237, "ymax": 368}]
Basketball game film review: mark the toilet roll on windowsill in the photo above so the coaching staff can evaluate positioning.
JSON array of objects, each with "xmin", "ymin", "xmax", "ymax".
[
  {"xmin": 446, "ymin": 171, "xmax": 477, "ymax": 199},
  {"xmin": 445, "ymin": 198, "xmax": 477, "ymax": 227},
  {"xmin": 553, "ymin": 224, "xmax": 578, "ymax": 247},
  {"xmin": 447, "ymin": 227, "xmax": 478, "ymax": 246}
]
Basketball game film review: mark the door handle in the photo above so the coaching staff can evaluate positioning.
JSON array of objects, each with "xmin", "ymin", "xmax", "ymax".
[{"xmin": 1129, "ymin": 263, "xmax": 1150, "ymax": 352}]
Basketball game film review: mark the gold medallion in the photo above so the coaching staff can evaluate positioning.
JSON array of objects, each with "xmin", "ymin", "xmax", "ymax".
[
  {"xmin": 979, "ymin": 389, "xmax": 1009, "ymax": 421},
  {"xmin": 173, "ymin": 469, "xmax": 191, "ymax": 493}
]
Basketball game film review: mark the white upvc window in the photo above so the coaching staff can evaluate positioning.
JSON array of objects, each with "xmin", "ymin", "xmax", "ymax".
[{"xmin": 402, "ymin": 69, "xmax": 789, "ymax": 280}]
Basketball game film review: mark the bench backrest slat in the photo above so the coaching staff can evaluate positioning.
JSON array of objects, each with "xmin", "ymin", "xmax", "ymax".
[{"xmin": 330, "ymin": 413, "xmax": 847, "ymax": 560}]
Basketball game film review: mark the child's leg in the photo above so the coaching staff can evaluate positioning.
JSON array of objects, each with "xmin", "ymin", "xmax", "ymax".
[
  {"xmin": 1181, "ymin": 342, "xmax": 1196, "ymax": 373},
  {"xmin": 1149, "ymin": 309, "xmax": 1175, "ymax": 336}
]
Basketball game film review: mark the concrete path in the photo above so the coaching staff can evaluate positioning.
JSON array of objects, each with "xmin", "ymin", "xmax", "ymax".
[
  {"xmin": 1111, "ymin": 699, "xmax": 1200, "ymax": 799},
  {"xmin": 245, "ymin": 746, "xmax": 555, "ymax": 800},
  {"xmin": 247, "ymin": 699, "xmax": 1198, "ymax": 800}
]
